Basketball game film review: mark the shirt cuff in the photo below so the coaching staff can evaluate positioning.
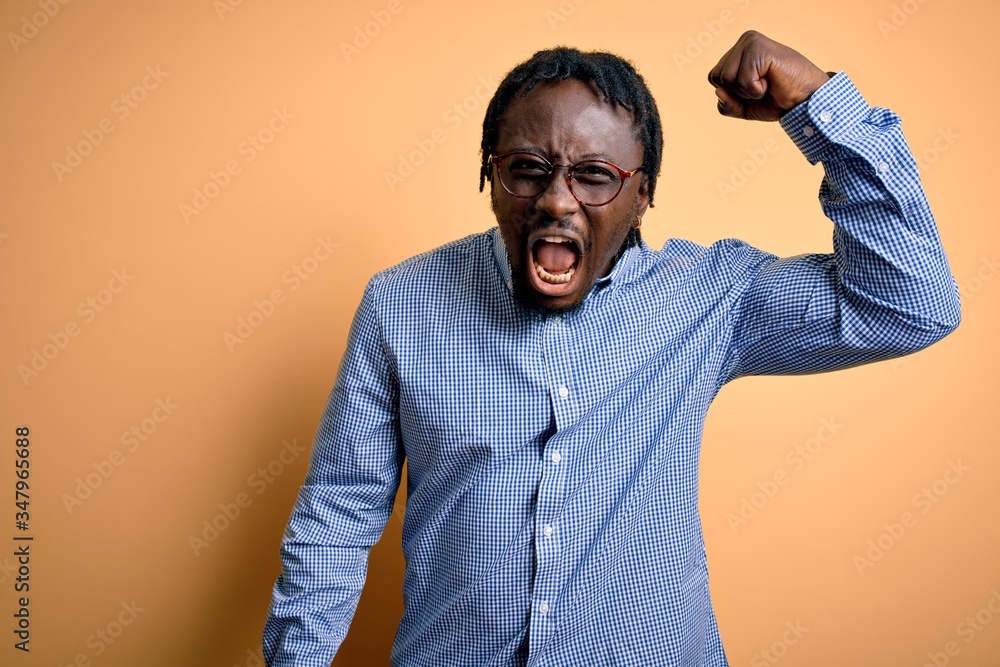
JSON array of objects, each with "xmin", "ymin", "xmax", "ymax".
[{"xmin": 779, "ymin": 71, "xmax": 872, "ymax": 166}]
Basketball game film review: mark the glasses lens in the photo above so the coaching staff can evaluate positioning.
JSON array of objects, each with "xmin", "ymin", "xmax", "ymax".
[
  {"xmin": 496, "ymin": 154, "xmax": 627, "ymax": 206},
  {"xmin": 500, "ymin": 154, "xmax": 551, "ymax": 197},
  {"xmin": 570, "ymin": 161, "xmax": 623, "ymax": 206}
]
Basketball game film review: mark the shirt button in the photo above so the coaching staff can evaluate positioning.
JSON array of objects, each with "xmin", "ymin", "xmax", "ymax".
[
  {"xmin": 558, "ymin": 386, "xmax": 569, "ymax": 399},
  {"xmin": 551, "ymin": 451, "xmax": 562, "ymax": 464},
  {"xmin": 802, "ymin": 125, "xmax": 815, "ymax": 138},
  {"xmin": 878, "ymin": 161, "xmax": 890, "ymax": 173},
  {"xmin": 538, "ymin": 601, "xmax": 550, "ymax": 615},
  {"xmin": 543, "ymin": 524, "xmax": 554, "ymax": 537},
  {"xmin": 819, "ymin": 110, "xmax": 833, "ymax": 123}
]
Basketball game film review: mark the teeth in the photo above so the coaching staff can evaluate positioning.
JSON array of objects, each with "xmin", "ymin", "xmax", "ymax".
[
  {"xmin": 542, "ymin": 236, "xmax": 572, "ymax": 243},
  {"xmin": 534, "ymin": 262, "xmax": 576, "ymax": 284}
]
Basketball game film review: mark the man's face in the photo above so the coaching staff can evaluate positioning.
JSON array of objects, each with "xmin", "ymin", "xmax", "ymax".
[{"xmin": 489, "ymin": 78, "xmax": 649, "ymax": 312}]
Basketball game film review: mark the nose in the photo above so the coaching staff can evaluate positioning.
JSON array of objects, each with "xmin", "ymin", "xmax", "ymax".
[{"xmin": 532, "ymin": 167, "xmax": 580, "ymax": 220}]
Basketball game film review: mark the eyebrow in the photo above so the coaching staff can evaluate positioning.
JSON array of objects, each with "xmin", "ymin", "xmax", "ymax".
[{"xmin": 502, "ymin": 146, "xmax": 617, "ymax": 162}]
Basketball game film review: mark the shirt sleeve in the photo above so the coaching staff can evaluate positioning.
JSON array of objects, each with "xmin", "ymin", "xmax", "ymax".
[
  {"xmin": 262, "ymin": 277, "xmax": 404, "ymax": 666},
  {"xmin": 721, "ymin": 71, "xmax": 961, "ymax": 382}
]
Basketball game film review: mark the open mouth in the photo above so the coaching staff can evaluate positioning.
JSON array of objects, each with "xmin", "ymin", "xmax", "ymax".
[{"xmin": 528, "ymin": 234, "xmax": 583, "ymax": 297}]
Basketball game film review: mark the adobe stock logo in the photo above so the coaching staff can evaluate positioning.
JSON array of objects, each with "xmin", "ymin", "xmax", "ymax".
[
  {"xmin": 384, "ymin": 75, "xmax": 497, "ymax": 192},
  {"xmin": 179, "ymin": 107, "xmax": 294, "ymax": 223},
  {"xmin": 188, "ymin": 438, "xmax": 306, "ymax": 556},
  {"xmin": 853, "ymin": 459, "xmax": 970, "ymax": 576},
  {"xmin": 544, "ymin": 0, "xmax": 587, "ymax": 30},
  {"xmin": 233, "ymin": 646, "xmax": 266, "ymax": 667},
  {"xmin": 920, "ymin": 588, "xmax": 1000, "ymax": 667},
  {"xmin": 716, "ymin": 131, "xmax": 782, "ymax": 201},
  {"xmin": 61, "ymin": 397, "xmax": 180, "ymax": 514},
  {"xmin": 55, "ymin": 600, "xmax": 144, "ymax": 666},
  {"xmin": 877, "ymin": 0, "xmax": 931, "ymax": 39},
  {"xmin": 750, "ymin": 620, "xmax": 809, "ymax": 667},
  {"xmin": 726, "ymin": 417, "xmax": 843, "ymax": 534},
  {"xmin": 17, "ymin": 268, "xmax": 135, "ymax": 386},
  {"xmin": 914, "ymin": 126, "xmax": 959, "ymax": 173},
  {"xmin": 213, "ymin": 0, "xmax": 245, "ymax": 21},
  {"xmin": 223, "ymin": 235, "xmax": 338, "ymax": 352},
  {"xmin": 51, "ymin": 66, "xmax": 169, "ymax": 182},
  {"xmin": 671, "ymin": 0, "xmax": 753, "ymax": 73},
  {"xmin": 7, "ymin": 0, "xmax": 72, "ymax": 54},
  {"xmin": 340, "ymin": 0, "xmax": 407, "ymax": 63}
]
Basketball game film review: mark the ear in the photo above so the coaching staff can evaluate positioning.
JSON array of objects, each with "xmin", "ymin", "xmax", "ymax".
[{"xmin": 636, "ymin": 173, "xmax": 650, "ymax": 218}]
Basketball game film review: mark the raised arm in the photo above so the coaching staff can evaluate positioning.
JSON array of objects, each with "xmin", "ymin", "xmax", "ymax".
[
  {"xmin": 709, "ymin": 31, "xmax": 961, "ymax": 381},
  {"xmin": 262, "ymin": 278, "xmax": 403, "ymax": 666}
]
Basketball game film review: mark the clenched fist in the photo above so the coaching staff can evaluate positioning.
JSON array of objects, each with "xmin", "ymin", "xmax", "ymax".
[{"xmin": 708, "ymin": 30, "xmax": 831, "ymax": 122}]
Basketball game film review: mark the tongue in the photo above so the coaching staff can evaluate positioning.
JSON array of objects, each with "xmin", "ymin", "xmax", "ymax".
[{"xmin": 534, "ymin": 241, "xmax": 578, "ymax": 273}]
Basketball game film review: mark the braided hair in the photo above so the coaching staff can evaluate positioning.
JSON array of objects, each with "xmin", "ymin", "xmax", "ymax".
[{"xmin": 479, "ymin": 46, "xmax": 663, "ymax": 207}]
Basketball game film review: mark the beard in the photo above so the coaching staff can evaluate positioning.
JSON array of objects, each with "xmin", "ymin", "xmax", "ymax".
[{"xmin": 490, "ymin": 181, "xmax": 645, "ymax": 316}]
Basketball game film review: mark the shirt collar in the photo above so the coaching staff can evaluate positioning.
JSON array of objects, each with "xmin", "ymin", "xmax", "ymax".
[
  {"xmin": 491, "ymin": 226, "xmax": 514, "ymax": 293},
  {"xmin": 594, "ymin": 242, "xmax": 637, "ymax": 288}
]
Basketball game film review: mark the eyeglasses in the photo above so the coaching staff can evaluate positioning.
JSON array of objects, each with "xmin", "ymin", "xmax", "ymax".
[{"xmin": 489, "ymin": 151, "xmax": 643, "ymax": 207}]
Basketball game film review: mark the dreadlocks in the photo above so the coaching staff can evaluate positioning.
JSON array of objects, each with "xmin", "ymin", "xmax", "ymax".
[{"xmin": 479, "ymin": 46, "xmax": 664, "ymax": 207}]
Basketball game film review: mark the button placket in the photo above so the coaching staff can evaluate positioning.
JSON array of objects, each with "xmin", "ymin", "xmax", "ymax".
[
  {"xmin": 531, "ymin": 312, "xmax": 570, "ymax": 651},
  {"xmin": 544, "ymin": 314, "xmax": 574, "ymax": 428}
]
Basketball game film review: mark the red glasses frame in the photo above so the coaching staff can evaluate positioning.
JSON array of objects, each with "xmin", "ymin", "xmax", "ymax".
[{"xmin": 488, "ymin": 151, "xmax": 643, "ymax": 207}]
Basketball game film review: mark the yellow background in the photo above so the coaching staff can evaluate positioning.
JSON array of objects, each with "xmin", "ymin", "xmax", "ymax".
[{"xmin": 3, "ymin": 0, "xmax": 998, "ymax": 665}]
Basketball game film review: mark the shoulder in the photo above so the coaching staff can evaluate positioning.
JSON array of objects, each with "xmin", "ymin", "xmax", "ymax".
[
  {"xmin": 363, "ymin": 229, "xmax": 496, "ymax": 305},
  {"xmin": 649, "ymin": 237, "xmax": 777, "ymax": 283}
]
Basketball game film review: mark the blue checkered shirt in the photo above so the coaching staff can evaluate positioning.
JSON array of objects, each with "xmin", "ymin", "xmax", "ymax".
[{"xmin": 262, "ymin": 72, "xmax": 960, "ymax": 666}]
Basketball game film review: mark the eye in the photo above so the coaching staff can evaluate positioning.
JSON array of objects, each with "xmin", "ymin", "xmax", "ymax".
[
  {"xmin": 507, "ymin": 157, "xmax": 550, "ymax": 181},
  {"xmin": 572, "ymin": 162, "xmax": 617, "ymax": 185}
]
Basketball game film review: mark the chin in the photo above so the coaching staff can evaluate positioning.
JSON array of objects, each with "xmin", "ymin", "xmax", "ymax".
[{"xmin": 510, "ymin": 270, "xmax": 589, "ymax": 316}]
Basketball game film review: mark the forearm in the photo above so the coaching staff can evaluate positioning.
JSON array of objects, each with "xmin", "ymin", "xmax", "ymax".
[
  {"xmin": 263, "ymin": 464, "xmax": 401, "ymax": 666},
  {"xmin": 263, "ymin": 539, "xmax": 369, "ymax": 666}
]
